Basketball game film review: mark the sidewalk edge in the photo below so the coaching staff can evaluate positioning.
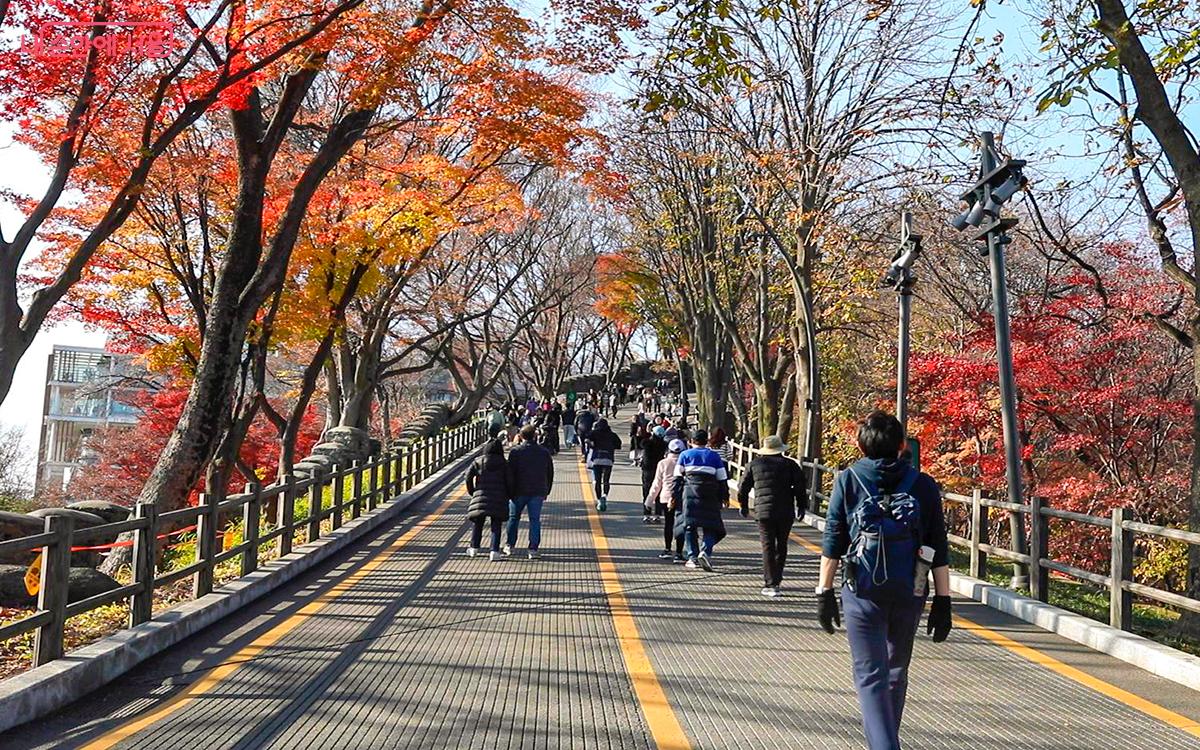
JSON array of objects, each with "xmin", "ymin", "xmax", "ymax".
[{"xmin": 0, "ymin": 448, "xmax": 481, "ymax": 734}]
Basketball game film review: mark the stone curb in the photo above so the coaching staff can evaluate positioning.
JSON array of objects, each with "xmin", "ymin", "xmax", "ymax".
[
  {"xmin": 0, "ymin": 447, "xmax": 482, "ymax": 734},
  {"xmin": 794, "ymin": 512, "xmax": 1200, "ymax": 693}
]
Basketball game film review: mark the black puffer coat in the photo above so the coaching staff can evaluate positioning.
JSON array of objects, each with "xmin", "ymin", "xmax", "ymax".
[
  {"xmin": 737, "ymin": 454, "xmax": 807, "ymax": 522},
  {"xmin": 466, "ymin": 440, "xmax": 510, "ymax": 521},
  {"xmin": 641, "ymin": 435, "xmax": 668, "ymax": 480},
  {"xmin": 587, "ymin": 421, "xmax": 623, "ymax": 466}
]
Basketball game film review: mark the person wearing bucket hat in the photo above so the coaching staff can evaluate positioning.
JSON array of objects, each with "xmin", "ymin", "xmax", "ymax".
[
  {"xmin": 737, "ymin": 434, "xmax": 807, "ymax": 596},
  {"xmin": 647, "ymin": 438, "xmax": 688, "ymax": 560}
]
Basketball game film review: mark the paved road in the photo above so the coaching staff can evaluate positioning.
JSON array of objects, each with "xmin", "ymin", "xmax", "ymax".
[{"xmin": 7, "ymin": 433, "xmax": 1200, "ymax": 749}]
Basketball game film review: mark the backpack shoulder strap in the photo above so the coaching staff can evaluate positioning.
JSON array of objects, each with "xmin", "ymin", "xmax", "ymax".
[
  {"xmin": 894, "ymin": 466, "xmax": 918, "ymax": 495},
  {"xmin": 848, "ymin": 469, "xmax": 876, "ymax": 499}
]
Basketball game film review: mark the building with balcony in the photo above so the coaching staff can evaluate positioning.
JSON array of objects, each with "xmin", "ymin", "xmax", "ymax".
[{"xmin": 35, "ymin": 345, "xmax": 149, "ymax": 494}]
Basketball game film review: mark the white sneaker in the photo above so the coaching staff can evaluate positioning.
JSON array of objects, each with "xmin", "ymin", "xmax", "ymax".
[
  {"xmin": 502, "ymin": 545, "xmax": 513, "ymax": 556},
  {"xmin": 685, "ymin": 558, "xmax": 699, "ymax": 569},
  {"xmin": 528, "ymin": 550, "xmax": 541, "ymax": 559},
  {"xmin": 466, "ymin": 547, "xmax": 479, "ymax": 557},
  {"xmin": 698, "ymin": 552, "xmax": 714, "ymax": 572},
  {"xmin": 761, "ymin": 587, "xmax": 774, "ymax": 597},
  {"xmin": 489, "ymin": 551, "xmax": 501, "ymax": 562}
]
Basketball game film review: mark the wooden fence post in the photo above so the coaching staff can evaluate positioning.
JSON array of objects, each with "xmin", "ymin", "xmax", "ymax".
[
  {"xmin": 1110, "ymin": 506, "xmax": 1133, "ymax": 631},
  {"xmin": 34, "ymin": 514, "xmax": 73, "ymax": 666},
  {"xmin": 307, "ymin": 469, "xmax": 325, "ymax": 542},
  {"xmin": 278, "ymin": 474, "xmax": 296, "ymax": 556},
  {"xmin": 969, "ymin": 489, "xmax": 988, "ymax": 580},
  {"xmin": 242, "ymin": 483, "xmax": 261, "ymax": 576},
  {"xmin": 808, "ymin": 464, "xmax": 822, "ymax": 516},
  {"xmin": 331, "ymin": 466, "xmax": 344, "ymax": 530},
  {"xmin": 1029, "ymin": 496, "xmax": 1049, "ymax": 601},
  {"xmin": 385, "ymin": 450, "xmax": 396, "ymax": 503},
  {"xmin": 193, "ymin": 491, "xmax": 218, "ymax": 598},
  {"xmin": 130, "ymin": 502, "xmax": 158, "ymax": 626},
  {"xmin": 351, "ymin": 461, "xmax": 363, "ymax": 519},
  {"xmin": 368, "ymin": 458, "xmax": 380, "ymax": 511}
]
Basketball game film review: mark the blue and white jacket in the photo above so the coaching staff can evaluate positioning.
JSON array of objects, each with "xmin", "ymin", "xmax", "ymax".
[{"xmin": 670, "ymin": 446, "xmax": 729, "ymax": 537}]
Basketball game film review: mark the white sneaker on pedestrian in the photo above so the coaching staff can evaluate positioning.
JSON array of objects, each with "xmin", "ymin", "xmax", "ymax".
[
  {"xmin": 698, "ymin": 552, "xmax": 714, "ymax": 571},
  {"xmin": 685, "ymin": 558, "xmax": 699, "ymax": 569},
  {"xmin": 652, "ymin": 515, "xmax": 662, "ymax": 523},
  {"xmin": 528, "ymin": 549, "xmax": 541, "ymax": 559},
  {"xmin": 489, "ymin": 550, "xmax": 501, "ymax": 562},
  {"xmin": 761, "ymin": 587, "xmax": 774, "ymax": 597},
  {"xmin": 466, "ymin": 547, "xmax": 479, "ymax": 557},
  {"xmin": 502, "ymin": 545, "xmax": 512, "ymax": 556}
]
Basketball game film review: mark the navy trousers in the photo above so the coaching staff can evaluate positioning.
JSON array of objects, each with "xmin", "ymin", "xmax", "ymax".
[{"xmin": 841, "ymin": 587, "xmax": 926, "ymax": 750}]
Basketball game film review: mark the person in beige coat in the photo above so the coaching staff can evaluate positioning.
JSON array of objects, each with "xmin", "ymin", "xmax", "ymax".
[{"xmin": 646, "ymin": 438, "xmax": 688, "ymax": 561}]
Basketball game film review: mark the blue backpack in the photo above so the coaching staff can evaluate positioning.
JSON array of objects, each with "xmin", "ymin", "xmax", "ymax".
[{"xmin": 845, "ymin": 467, "xmax": 922, "ymax": 601}]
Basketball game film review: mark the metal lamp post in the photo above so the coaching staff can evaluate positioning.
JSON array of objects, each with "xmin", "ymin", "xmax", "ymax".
[
  {"xmin": 950, "ymin": 131, "xmax": 1030, "ymax": 589},
  {"xmin": 881, "ymin": 211, "xmax": 922, "ymax": 435}
]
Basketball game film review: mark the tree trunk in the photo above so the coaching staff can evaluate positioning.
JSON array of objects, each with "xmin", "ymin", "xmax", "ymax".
[{"xmin": 1184, "ymin": 324, "xmax": 1200, "ymax": 636}]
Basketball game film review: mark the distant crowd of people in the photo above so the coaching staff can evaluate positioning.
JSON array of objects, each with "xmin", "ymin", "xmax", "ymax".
[{"xmin": 473, "ymin": 386, "xmax": 952, "ymax": 750}]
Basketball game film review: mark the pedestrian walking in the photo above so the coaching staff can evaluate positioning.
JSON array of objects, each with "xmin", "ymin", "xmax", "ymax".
[
  {"xmin": 504, "ymin": 425, "xmax": 554, "ymax": 559},
  {"xmin": 708, "ymin": 427, "xmax": 731, "ymax": 467},
  {"xmin": 646, "ymin": 438, "xmax": 686, "ymax": 562},
  {"xmin": 563, "ymin": 402, "xmax": 577, "ymax": 446},
  {"xmin": 487, "ymin": 403, "xmax": 505, "ymax": 440},
  {"xmin": 575, "ymin": 406, "xmax": 598, "ymax": 464},
  {"xmin": 736, "ymin": 435, "xmax": 806, "ymax": 597},
  {"xmin": 505, "ymin": 405, "xmax": 520, "ymax": 443},
  {"xmin": 542, "ymin": 402, "xmax": 562, "ymax": 454},
  {"xmin": 816, "ymin": 411, "xmax": 952, "ymax": 750},
  {"xmin": 640, "ymin": 425, "xmax": 668, "ymax": 523},
  {"xmin": 671, "ymin": 429, "xmax": 728, "ymax": 571},
  {"xmin": 465, "ymin": 438, "xmax": 511, "ymax": 562},
  {"xmin": 628, "ymin": 413, "xmax": 646, "ymax": 466},
  {"xmin": 586, "ymin": 418, "xmax": 622, "ymax": 511}
]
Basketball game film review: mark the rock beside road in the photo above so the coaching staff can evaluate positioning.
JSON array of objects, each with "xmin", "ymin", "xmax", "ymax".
[{"xmin": 0, "ymin": 564, "xmax": 121, "ymax": 608}]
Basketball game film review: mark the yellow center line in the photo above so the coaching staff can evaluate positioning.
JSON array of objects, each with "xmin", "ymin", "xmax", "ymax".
[
  {"xmin": 578, "ymin": 461, "xmax": 692, "ymax": 750},
  {"xmin": 788, "ymin": 528, "xmax": 1200, "ymax": 738},
  {"xmin": 82, "ymin": 486, "xmax": 467, "ymax": 750},
  {"xmin": 953, "ymin": 613, "xmax": 1200, "ymax": 737}
]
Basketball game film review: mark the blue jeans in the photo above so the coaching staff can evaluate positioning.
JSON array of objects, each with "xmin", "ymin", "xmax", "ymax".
[
  {"xmin": 683, "ymin": 526, "xmax": 717, "ymax": 559},
  {"xmin": 841, "ymin": 587, "xmax": 926, "ymax": 750},
  {"xmin": 506, "ymin": 495, "xmax": 545, "ymax": 550}
]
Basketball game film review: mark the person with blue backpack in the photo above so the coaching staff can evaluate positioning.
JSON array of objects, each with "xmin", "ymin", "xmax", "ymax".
[{"xmin": 816, "ymin": 411, "xmax": 952, "ymax": 750}]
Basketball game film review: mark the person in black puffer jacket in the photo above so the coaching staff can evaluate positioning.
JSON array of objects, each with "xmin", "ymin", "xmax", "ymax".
[
  {"xmin": 640, "ymin": 426, "xmax": 668, "ymax": 522},
  {"xmin": 465, "ymin": 438, "xmax": 511, "ymax": 560},
  {"xmin": 736, "ymin": 434, "xmax": 808, "ymax": 596},
  {"xmin": 586, "ymin": 419, "xmax": 622, "ymax": 511}
]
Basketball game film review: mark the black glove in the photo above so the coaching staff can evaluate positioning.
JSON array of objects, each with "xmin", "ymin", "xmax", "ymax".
[
  {"xmin": 817, "ymin": 589, "xmax": 840, "ymax": 634},
  {"xmin": 927, "ymin": 595, "xmax": 952, "ymax": 642}
]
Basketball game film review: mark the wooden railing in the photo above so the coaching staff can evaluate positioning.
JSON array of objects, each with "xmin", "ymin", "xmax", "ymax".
[
  {"xmin": 726, "ymin": 440, "xmax": 1200, "ymax": 633},
  {"xmin": 0, "ymin": 417, "xmax": 488, "ymax": 668}
]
